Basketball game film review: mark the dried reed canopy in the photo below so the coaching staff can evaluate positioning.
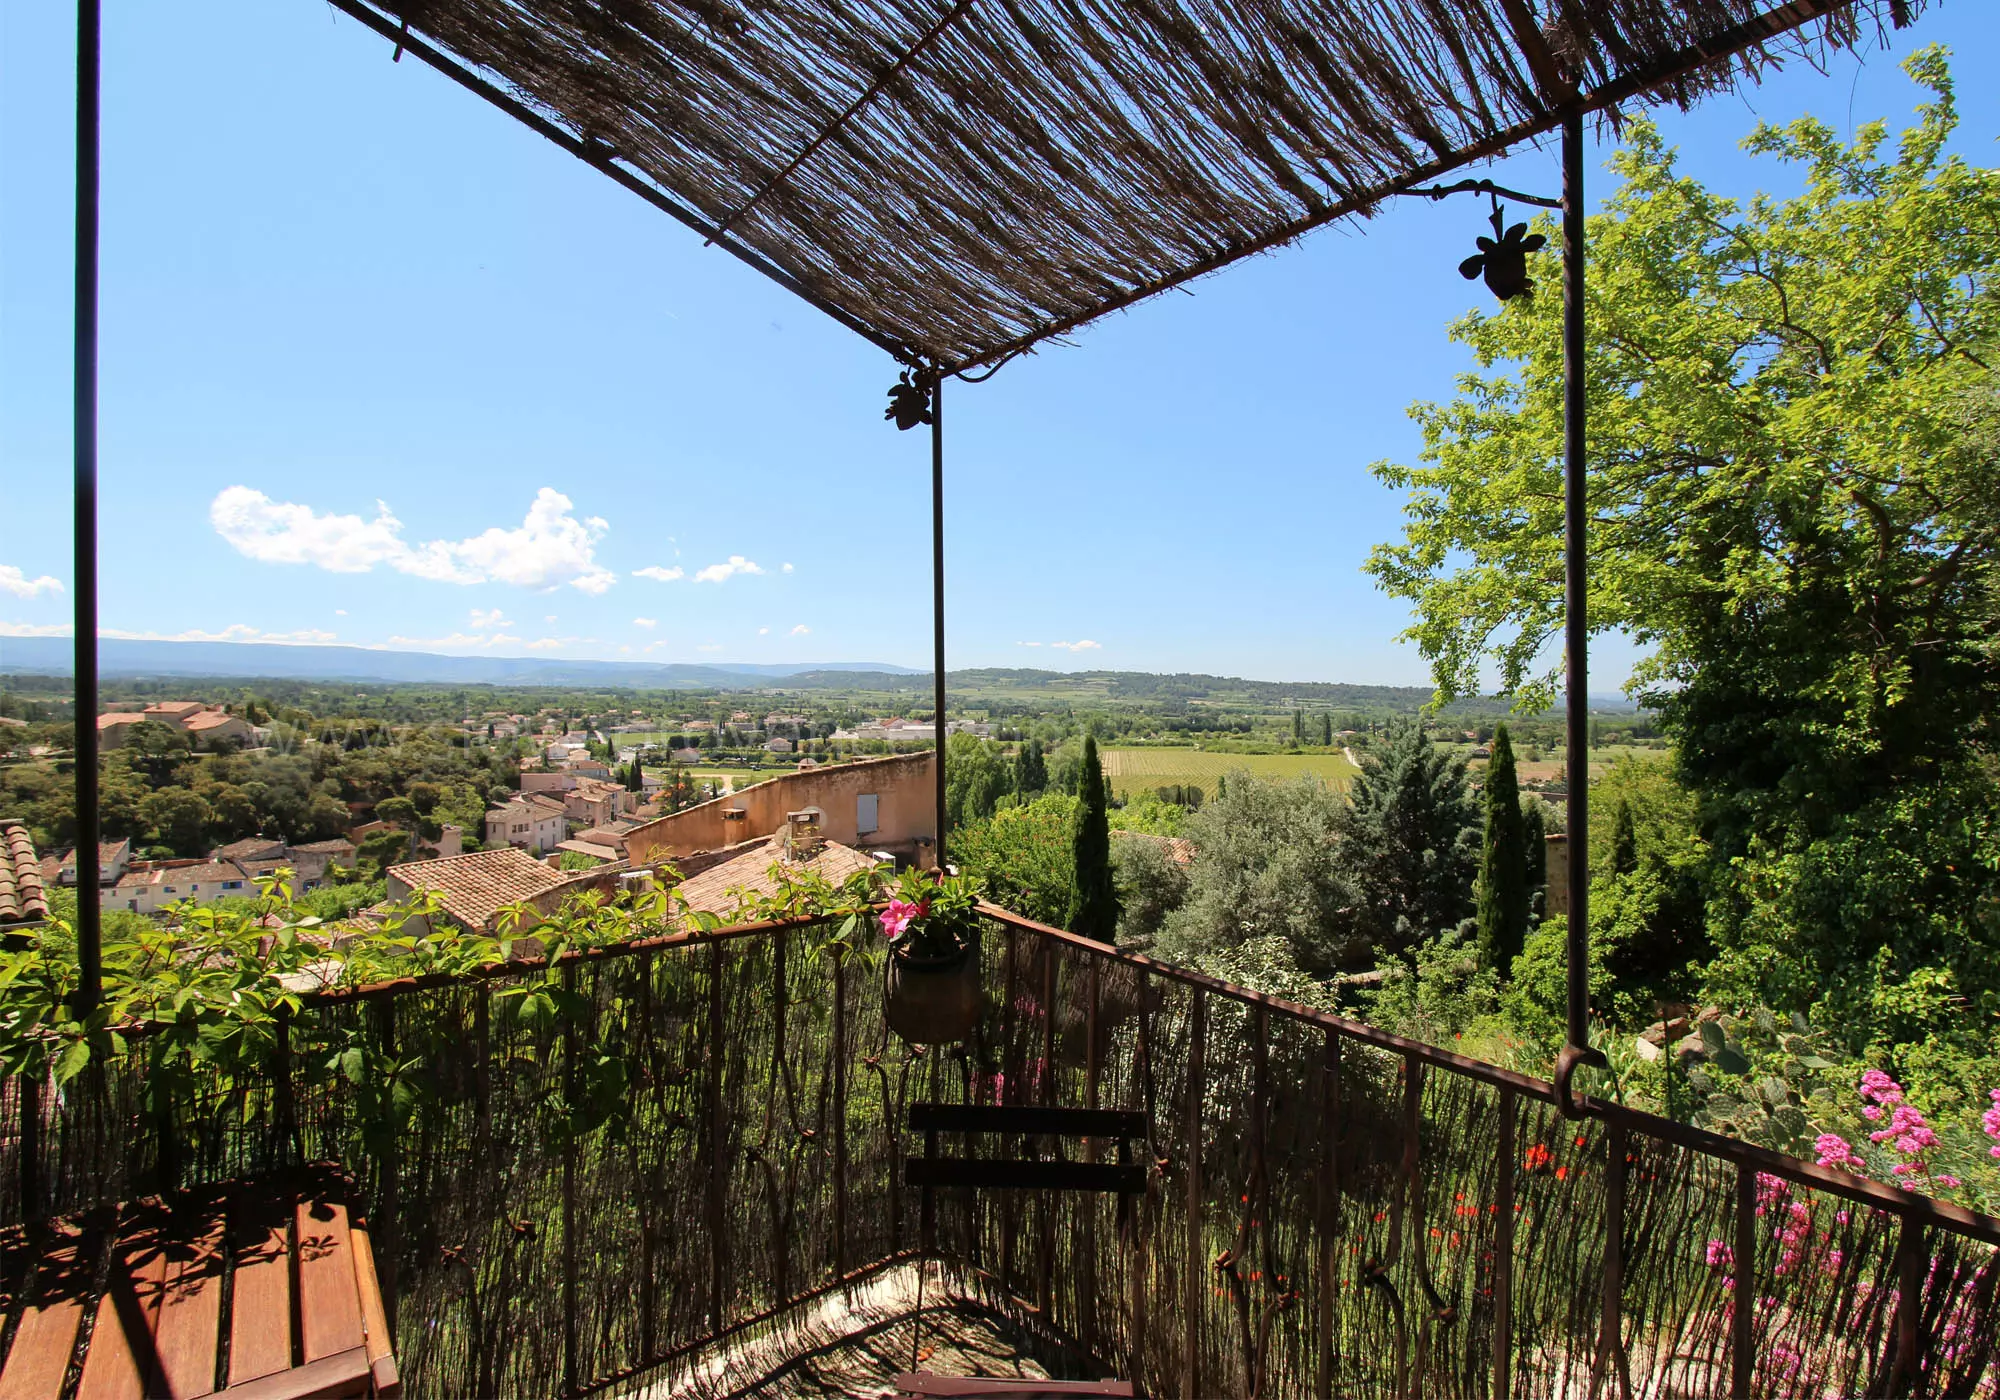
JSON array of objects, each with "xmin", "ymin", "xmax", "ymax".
[{"xmin": 340, "ymin": 0, "xmax": 1921, "ymax": 373}]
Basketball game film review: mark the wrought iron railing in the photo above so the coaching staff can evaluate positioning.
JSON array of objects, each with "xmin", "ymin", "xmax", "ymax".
[{"xmin": 3, "ymin": 905, "xmax": 1996, "ymax": 1398}]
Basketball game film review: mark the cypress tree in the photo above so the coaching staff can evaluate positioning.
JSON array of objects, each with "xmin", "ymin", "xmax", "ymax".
[
  {"xmin": 1475, "ymin": 724, "xmax": 1530, "ymax": 973},
  {"xmin": 1015, "ymin": 737, "xmax": 1047, "ymax": 795},
  {"xmin": 1067, "ymin": 735, "xmax": 1119, "ymax": 940},
  {"xmin": 1320, "ymin": 712, "xmax": 1333, "ymax": 747},
  {"xmin": 1292, "ymin": 709, "xmax": 1304, "ymax": 743},
  {"xmin": 1610, "ymin": 798, "xmax": 1639, "ymax": 876},
  {"xmin": 1523, "ymin": 796, "xmax": 1547, "ymax": 894}
]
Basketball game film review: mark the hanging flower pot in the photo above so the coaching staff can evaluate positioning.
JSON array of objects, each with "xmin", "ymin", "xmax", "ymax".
[
  {"xmin": 878, "ymin": 869, "xmax": 983, "ymax": 1045},
  {"xmin": 886, "ymin": 939, "xmax": 980, "ymax": 1045}
]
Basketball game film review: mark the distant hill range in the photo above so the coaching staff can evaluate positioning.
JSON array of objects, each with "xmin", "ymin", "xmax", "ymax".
[
  {"xmin": 0, "ymin": 636, "xmax": 1639, "ymax": 712},
  {"xmin": 0, "ymin": 637, "xmax": 920, "ymax": 690}
]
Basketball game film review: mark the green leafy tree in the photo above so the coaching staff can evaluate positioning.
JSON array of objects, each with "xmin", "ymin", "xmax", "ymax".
[
  {"xmin": 945, "ymin": 733, "xmax": 1014, "ymax": 828},
  {"xmin": 1475, "ymin": 724, "xmax": 1529, "ymax": 973},
  {"xmin": 1157, "ymin": 773, "xmax": 1358, "ymax": 972},
  {"xmin": 137, "ymin": 789, "xmax": 213, "ymax": 856},
  {"xmin": 954, "ymin": 795, "xmax": 1076, "ymax": 926},
  {"xmin": 1112, "ymin": 836, "xmax": 1189, "ymax": 950},
  {"xmin": 1363, "ymin": 53, "xmax": 2000, "ymax": 1055},
  {"xmin": 1066, "ymin": 736, "xmax": 1119, "ymax": 940}
]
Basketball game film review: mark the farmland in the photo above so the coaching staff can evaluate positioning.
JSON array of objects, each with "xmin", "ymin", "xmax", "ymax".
[{"xmin": 1097, "ymin": 746, "xmax": 1358, "ymax": 798}]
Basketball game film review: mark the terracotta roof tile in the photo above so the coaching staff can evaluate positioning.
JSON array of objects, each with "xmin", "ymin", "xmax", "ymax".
[
  {"xmin": 292, "ymin": 838, "xmax": 357, "ymax": 854},
  {"xmin": 214, "ymin": 837, "xmax": 287, "ymax": 863},
  {"xmin": 673, "ymin": 836, "xmax": 878, "ymax": 918},
  {"xmin": 388, "ymin": 847, "xmax": 566, "ymax": 930},
  {"xmin": 0, "ymin": 822, "xmax": 49, "ymax": 925}
]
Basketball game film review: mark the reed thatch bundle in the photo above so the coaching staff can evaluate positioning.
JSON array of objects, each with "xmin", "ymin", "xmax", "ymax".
[{"xmin": 333, "ymin": 0, "xmax": 1926, "ymax": 372}]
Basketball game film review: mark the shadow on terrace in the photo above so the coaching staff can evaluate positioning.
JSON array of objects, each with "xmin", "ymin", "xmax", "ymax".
[{"xmin": 2, "ymin": 873, "xmax": 1995, "ymax": 1398}]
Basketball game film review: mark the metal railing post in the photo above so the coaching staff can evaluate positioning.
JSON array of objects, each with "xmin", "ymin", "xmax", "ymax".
[
  {"xmin": 1732, "ymin": 1164, "xmax": 1755, "ymax": 1397},
  {"xmin": 1492, "ymin": 1086, "xmax": 1515, "ymax": 1399},
  {"xmin": 1317, "ymin": 1030, "xmax": 1340, "ymax": 1400},
  {"xmin": 1182, "ymin": 988, "xmax": 1205, "ymax": 1399}
]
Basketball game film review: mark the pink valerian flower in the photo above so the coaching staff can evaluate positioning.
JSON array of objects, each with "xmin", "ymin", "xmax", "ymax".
[
  {"xmin": 1984, "ymin": 1088, "xmax": 2000, "ymax": 1161},
  {"xmin": 1704, "ymin": 1239, "xmax": 1734, "ymax": 1272},
  {"xmin": 1814, "ymin": 1133, "xmax": 1866, "ymax": 1173},
  {"xmin": 1754, "ymin": 1171, "xmax": 1787, "ymax": 1214}
]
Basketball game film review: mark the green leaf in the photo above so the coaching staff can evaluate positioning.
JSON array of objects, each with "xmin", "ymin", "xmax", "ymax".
[
  {"xmin": 1699, "ymin": 1021, "xmax": 1727, "ymax": 1056},
  {"xmin": 1713, "ymin": 1045, "xmax": 1751, "ymax": 1076},
  {"xmin": 54, "ymin": 1038, "xmax": 90, "ymax": 1085}
]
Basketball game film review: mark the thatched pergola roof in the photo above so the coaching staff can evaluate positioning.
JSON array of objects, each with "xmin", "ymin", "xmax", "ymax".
[{"xmin": 330, "ymin": 0, "xmax": 1923, "ymax": 373}]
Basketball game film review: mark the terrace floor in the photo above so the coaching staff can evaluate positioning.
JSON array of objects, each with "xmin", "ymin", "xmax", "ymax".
[{"xmin": 638, "ymin": 1261, "xmax": 1103, "ymax": 1399}]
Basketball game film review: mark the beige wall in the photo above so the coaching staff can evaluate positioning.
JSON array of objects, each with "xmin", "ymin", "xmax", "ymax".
[{"xmin": 626, "ymin": 752, "xmax": 936, "ymax": 866}]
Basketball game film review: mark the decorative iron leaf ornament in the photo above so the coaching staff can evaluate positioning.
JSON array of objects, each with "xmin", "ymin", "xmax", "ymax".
[
  {"xmin": 885, "ymin": 370, "xmax": 935, "ymax": 430},
  {"xmin": 1458, "ymin": 201, "xmax": 1546, "ymax": 302}
]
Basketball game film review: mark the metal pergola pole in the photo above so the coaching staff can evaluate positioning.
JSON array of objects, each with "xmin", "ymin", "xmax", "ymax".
[
  {"xmin": 73, "ymin": 0, "xmax": 103, "ymax": 1013},
  {"xmin": 1556, "ymin": 108, "xmax": 1601, "ymax": 1113},
  {"xmin": 930, "ymin": 374, "xmax": 948, "ymax": 867}
]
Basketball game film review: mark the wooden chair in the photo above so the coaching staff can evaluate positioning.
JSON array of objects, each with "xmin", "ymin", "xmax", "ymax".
[
  {"xmin": 0, "ymin": 1164, "xmax": 398, "ymax": 1400},
  {"xmin": 896, "ymin": 1103, "xmax": 1145, "ymax": 1399}
]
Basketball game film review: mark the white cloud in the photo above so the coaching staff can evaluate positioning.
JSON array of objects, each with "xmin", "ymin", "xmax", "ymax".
[
  {"xmin": 335, "ymin": 609, "xmax": 348, "ymax": 617},
  {"xmin": 0, "ymin": 621, "xmax": 73, "ymax": 637},
  {"xmin": 211, "ymin": 485, "xmax": 616, "ymax": 593},
  {"xmin": 694, "ymin": 556, "xmax": 763, "ymax": 584},
  {"xmin": 633, "ymin": 617, "xmax": 657, "ymax": 629},
  {"xmin": 643, "ymin": 640, "xmax": 668, "ymax": 653},
  {"xmin": 791, "ymin": 624, "xmax": 811, "ymax": 636},
  {"xmin": 781, "ymin": 562, "xmax": 795, "ymax": 574},
  {"xmin": 1, "ymin": 567, "xmax": 64, "ymax": 599},
  {"xmin": 757, "ymin": 626, "xmax": 771, "ymax": 636},
  {"xmin": 1051, "ymin": 639, "xmax": 1102, "ymax": 652},
  {"xmin": 619, "ymin": 645, "xmax": 632, "ymax": 654},
  {"xmin": 545, "ymin": 615, "xmax": 558, "ymax": 623},
  {"xmin": 469, "ymin": 608, "xmax": 513, "ymax": 630},
  {"xmin": 1016, "ymin": 641, "xmax": 1043, "ymax": 648},
  {"xmin": 633, "ymin": 565, "xmax": 684, "ymax": 583}
]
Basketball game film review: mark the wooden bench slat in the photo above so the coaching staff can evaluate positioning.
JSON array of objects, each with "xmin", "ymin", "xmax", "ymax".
[
  {"xmin": 904, "ymin": 1158, "xmax": 1145, "ymax": 1194},
  {"xmin": 294, "ymin": 1198, "xmax": 365, "ymax": 1367},
  {"xmin": 894, "ymin": 1373, "xmax": 1135, "ymax": 1397},
  {"xmin": 906, "ymin": 1104, "xmax": 1146, "ymax": 1139},
  {"xmin": 0, "ymin": 1223, "xmax": 100, "ymax": 1400},
  {"xmin": 227, "ymin": 1194, "xmax": 296, "ymax": 1389},
  {"xmin": 215, "ymin": 1342, "xmax": 373, "ymax": 1400},
  {"xmin": 150, "ymin": 1204, "xmax": 228, "ymax": 1400},
  {"xmin": 77, "ymin": 1210, "xmax": 172, "ymax": 1400},
  {"xmin": 344, "ymin": 1214, "xmax": 400, "ymax": 1400}
]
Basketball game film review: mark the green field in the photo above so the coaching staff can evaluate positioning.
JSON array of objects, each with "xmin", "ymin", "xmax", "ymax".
[{"xmin": 1098, "ymin": 746, "xmax": 1357, "ymax": 798}]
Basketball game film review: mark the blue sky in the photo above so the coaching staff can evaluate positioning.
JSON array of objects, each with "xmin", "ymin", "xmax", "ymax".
[{"xmin": 3, "ymin": 4, "xmax": 1996, "ymax": 686}]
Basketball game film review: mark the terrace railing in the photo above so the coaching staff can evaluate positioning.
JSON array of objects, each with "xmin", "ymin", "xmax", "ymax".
[{"xmin": 3, "ymin": 905, "xmax": 1996, "ymax": 1398}]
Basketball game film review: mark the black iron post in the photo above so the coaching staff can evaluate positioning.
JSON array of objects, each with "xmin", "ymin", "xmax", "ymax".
[
  {"xmin": 73, "ymin": 0, "xmax": 103, "ymax": 1013},
  {"xmin": 931, "ymin": 373, "xmax": 948, "ymax": 866},
  {"xmin": 1555, "ymin": 109, "xmax": 1602, "ymax": 1115}
]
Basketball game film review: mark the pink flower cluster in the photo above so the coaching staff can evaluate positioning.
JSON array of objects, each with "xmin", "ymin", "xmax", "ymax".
[
  {"xmin": 1985, "ymin": 1087, "xmax": 2000, "ymax": 1161},
  {"xmin": 1859, "ymin": 1072, "xmax": 1960, "ymax": 1189},
  {"xmin": 1814, "ymin": 1132, "xmax": 1866, "ymax": 1173}
]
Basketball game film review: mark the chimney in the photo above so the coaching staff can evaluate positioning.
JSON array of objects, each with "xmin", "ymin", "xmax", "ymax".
[
  {"xmin": 785, "ymin": 807, "xmax": 824, "ymax": 860},
  {"xmin": 1544, "ymin": 834, "xmax": 1569, "ymax": 918}
]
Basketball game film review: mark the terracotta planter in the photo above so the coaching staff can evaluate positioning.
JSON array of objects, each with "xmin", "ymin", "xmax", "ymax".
[{"xmin": 885, "ymin": 941, "xmax": 980, "ymax": 1045}]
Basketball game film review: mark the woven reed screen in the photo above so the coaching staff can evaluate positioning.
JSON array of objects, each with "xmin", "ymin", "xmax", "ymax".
[
  {"xmin": 3, "ymin": 911, "xmax": 1996, "ymax": 1396},
  {"xmin": 327, "ymin": 0, "xmax": 1929, "ymax": 371}
]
